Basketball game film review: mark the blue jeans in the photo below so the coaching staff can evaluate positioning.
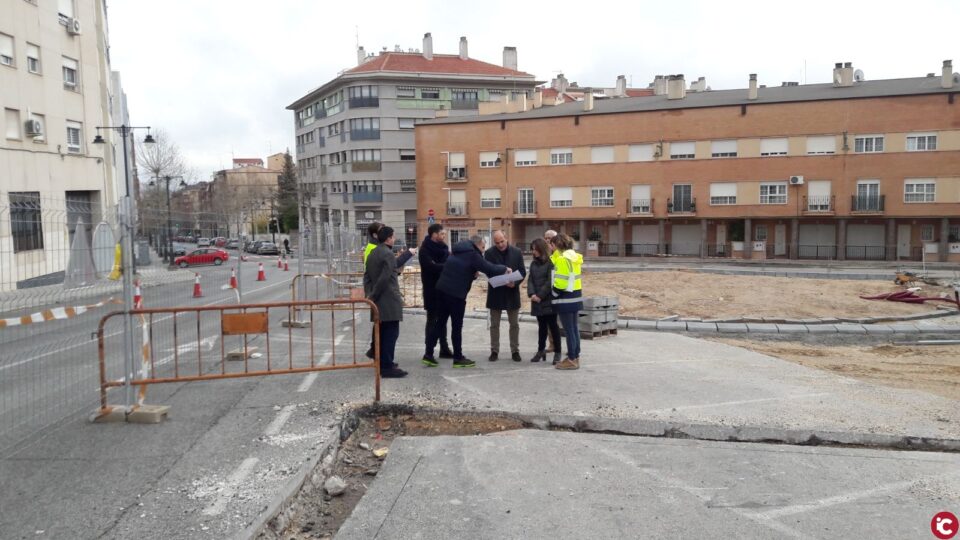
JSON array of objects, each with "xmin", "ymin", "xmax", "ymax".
[
  {"xmin": 558, "ymin": 311, "xmax": 580, "ymax": 359},
  {"xmin": 379, "ymin": 321, "xmax": 400, "ymax": 372}
]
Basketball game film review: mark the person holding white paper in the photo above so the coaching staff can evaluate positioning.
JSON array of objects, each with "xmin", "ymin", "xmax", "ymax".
[{"xmin": 484, "ymin": 230, "xmax": 526, "ymax": 362}]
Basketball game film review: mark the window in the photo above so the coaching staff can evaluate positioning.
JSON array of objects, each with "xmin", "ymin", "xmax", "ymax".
[
  {"xmin": 5, "ymin": 108, "xmax": 20, "ymax": 139},
  {"xmin": 396, "ymin": 86, "xmax": 416, "ymax": 99},
  {"xmin": 10, "ymin": 192, "xmax": 44, "ymax": 252},
  {"xmin": 854, "ymin": 135, "xmax": 884, "ymax": 153},
  {"xmin": 517, "ymin": 188, "xmax": 534, "ymax": 214},
  {"xmin": 399, "ymin": 149, "xmax": 416, "ymax": 161},
  {"xmin": 62, "ymin": 56, "xmax": 79, "ymax": 89},
  {"xmin": 590, "ymin": 146, "xmax": 615, "ymax": 164},
  {"xmin": 480, "ymin": 188, "xmax": 501, "ymax": 208},
  {"xmin": 479, "ymin": 151, "xmax": 499, "ymax": 168},
  {"xmin": 949, "ymin": 225, "xmax": 959, "ymax": 242},
  {"xmin": 0, "ymin": 33, "xmax": 13, "ymax": 67},
  {"xmin": 327, "ymin": 122, "xmax": 341, "ymax": 136},
  {"xmin": 514, "ymin": 149, "xmax": 537, "ymax": 167},
  {"xmin": 550, "ymin": 187, "xmax": 572, "ymax": 208},
  {"xmin": 628, "ymin": 144, "xmax": 655, "ymax": 162},
  {"xmin": 807, "ymin": 180, "xmax": 832, "ymax": 211},
  {"xmin": 398, "ymin": 117, "xmax": 416, "ymax": 129},
  {"xmin": 671, "ymin": 184, "xmax": 693, "ymax": 212},
  {"xmin": 420, "ymin": 87, "xmax": 440, "ymax": 99},
  {"xmin": 630, "ymin": 185, "xmax": 651, "ymax": 213},
  {"xmin": 57, "ymin": 0, "xmax": 74, "ymax": 18},
  {"xmin": 709, "ymin": 183, "xmax": 737, "ymax": 205},
  {"xmin": 711, "ymin": 140, "xmax": 738, "ymax": 158},
  {"xmin": 400, "ymin": 179, "xmax": 416, "ymax": 192},
  {"xmin": 921, "ymin": 225, "xmax": 935, "ymax": 242},
  {"xmin": 760, "ymin": 137, "xmax": 788, "ymax": 156},
  {"xmin": 66, "ymin": 121, "xmax": 82, "ymax": 153},
  {"xmin": 451, "ymin": 89, "xmax": 478, "ymax": 107},
  {"xmin": 904, "ymin": 179, "xmax": 935, "ymax": 203},
  {"xmin": 347, "ymin": 85, "xmax": 378, "ymax": 107},
  {"xmin": 670, "ymin": 141, "xmax": 695, "ymax": 160},
  {"xmin": 26, "ymin": 43, "xmax": 40, "ymax": 73},
  {"xmin": 486, "ymin": 90, "xmax": 504, "ymax": 102},
  {"xmin": 351, "ymin": 149, "xmax": 380, "ymax": 162},
  {"xmin": 759, "ymin": 182, "xmax": 787, "ymax": 204},
  {"xmin": 550, "ymin": 148, "xmax": 573, "ymax": 165},
  {"xmin": 755, "ymin": 224, "xmax": 768, "ymax": 242},
  {"xmin": 349, "ymin": 117, "xmax": 379, "ymax": 140},
  {"xmin": 906, "ymin": 133, "xmax": 937, "ymax": 151},
  {"xmin": 806, "ymin": 136, "xmax": 836, "ymax": 155},
  {"xmin": 590, "ymin": 187, "xmax": 614, "ymax": 207},
  {"xmin": 323, "ymin": 90, "xmax": 343, "ymax": 115}
]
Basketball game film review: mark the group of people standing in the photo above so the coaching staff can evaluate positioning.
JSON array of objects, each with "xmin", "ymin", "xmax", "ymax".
[{"xmin": 362, "ymin": 222, "xmax": 583, "ymax": 379}]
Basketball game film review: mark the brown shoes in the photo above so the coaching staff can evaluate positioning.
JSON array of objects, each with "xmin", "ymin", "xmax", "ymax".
[{"xmin": 555, "ymin": 357, "xmax": 579, "ymax": 370}]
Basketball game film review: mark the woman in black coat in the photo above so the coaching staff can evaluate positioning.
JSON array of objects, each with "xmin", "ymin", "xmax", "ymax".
[{"xmin": 527, "ymin": 238, "xmax": 561, "ymax": 364}]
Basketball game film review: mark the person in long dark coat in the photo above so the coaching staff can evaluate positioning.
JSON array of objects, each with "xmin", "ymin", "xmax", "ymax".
[
  {"xmin": 363, "ymin": 226, "xmax": 407, "ymax": 378},
  {"xmin": 527, "ymin": 238, "xmax": 561, "ymax": 364},
  {"xmin": 418, "ymin": 223, "xmax": 452, "ymax": 358},
  {"xmin": 484, "ymin": 230, "xmax": 526, "ymax": 362}
]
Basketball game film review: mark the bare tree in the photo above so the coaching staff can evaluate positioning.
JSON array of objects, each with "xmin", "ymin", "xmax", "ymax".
[{"xmin": 136, "ymin": 128, "xmax": 187, "ymax": 181}]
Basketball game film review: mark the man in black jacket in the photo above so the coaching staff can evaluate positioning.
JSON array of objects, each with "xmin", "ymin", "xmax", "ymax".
[
  {"xmin": 485, "ymin": 230, "xmax": 526, "ymax": 362},
  {"xmin": 423, "ymin": 235, "xmax": 510, "ymax": 368},
  {"xmin": 418, "ymin": 224, "xmax": 453, "ymax": 359}
]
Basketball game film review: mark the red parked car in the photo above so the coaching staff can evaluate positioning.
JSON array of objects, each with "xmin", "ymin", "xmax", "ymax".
[{"xmin": 175, "ymin": 248, "xmax": 229, "ymax": 268}]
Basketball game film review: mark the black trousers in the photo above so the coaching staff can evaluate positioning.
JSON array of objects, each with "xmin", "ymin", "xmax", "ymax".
[
  {"xmin": 426, "ymin": 292, "xmax": 466, "ymax": 359},
  {"xmin": 536, "ymin": 314, "xmax": 561, "ymax": 353},
  {"xmin": 424, "ymin": 308, "xmax": 449, "ymax": 352}
]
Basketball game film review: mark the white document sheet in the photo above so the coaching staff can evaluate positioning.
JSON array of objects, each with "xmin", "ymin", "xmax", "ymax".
[{"xmin": 488, "ymin": 270, "xmax": 523, "ymax": 288}]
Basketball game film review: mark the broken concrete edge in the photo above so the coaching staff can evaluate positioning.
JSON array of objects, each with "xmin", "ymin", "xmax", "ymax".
[
  {"xmin": 90, "ymin": 404, "xmax": 170, "ymax": 424},
  {"xmin": 235, "ymin": 423, "xmax": 343, "ymax": 540}
]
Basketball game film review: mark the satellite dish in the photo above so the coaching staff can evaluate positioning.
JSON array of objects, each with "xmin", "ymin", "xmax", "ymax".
[{"xmin": 854, "ymin": 69, "xmax": 865, "ymax": 82}]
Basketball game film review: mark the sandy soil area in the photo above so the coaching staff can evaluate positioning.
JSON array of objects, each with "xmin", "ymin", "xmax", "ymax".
[
  {"xmin": 711, "ymin": 338, "xmax": 960, "ymax": 401},
  {"xmin": 464, "ymin": 270, "xmax": 955, "ymax": 319}
]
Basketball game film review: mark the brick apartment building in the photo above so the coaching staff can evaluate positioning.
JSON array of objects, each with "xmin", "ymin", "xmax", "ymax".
[{"xmin": 415, "ymin": 61, "xmax": 960, "ymax": 262}]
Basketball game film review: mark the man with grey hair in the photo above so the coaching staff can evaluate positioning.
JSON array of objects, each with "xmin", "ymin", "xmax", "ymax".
[
  {"xmin": 544, "ymin": 229, "xmax": 557, "ymax": 242},
  {"xmin": 424, "ymin": 235, "xmax": 510, "ymax": 368},
  {"xmin": 485, "ymin": 230, "xmax": 525, "ymax": 362}
]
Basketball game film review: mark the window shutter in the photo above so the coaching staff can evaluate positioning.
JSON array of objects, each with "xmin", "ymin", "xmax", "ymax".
[
  {"xmin": 448, "ymin": 152, "xmax": 465, "ymax": 167},
  {"xmin": 628, "ymin": 144, "xmax": 654, "ymax": 162},
  {"xmin": 760, "ymin": 138, "xmax": 788, "ymax": 155},
  {"xmin": 514, "ymin": 149, "xmax": 537, "ymax": 164},
  {"xmin": 591, "ymin": 146, "xmax": 615, "ymax": 163},
  {"xmin": 62, "ymin": 57, "xmax": 78, "ymax": 70},
  {"xmin": 669, "ymin": 141, "xmax": 695, "ymax": 156},
  {"xmin": 0, "ymin": 35, "xmax": 13, "ymax": 58},
  {"xmin": 550, "ymin": 187, "xmax": 572, "ymax": 200},
  {"xmin": 448, "ymin": 190, "xmax": 466, "ymax": 203},
  {"xmin": 479, "ymin": 151, "xmax": 498, "ymax": 163},
  {"xmin": 709, "ymin": 183, "xmax": 737, "ymax": 197},
  {"xmin": 711, "ymin": 140, "xmax": 737, "ymax": 154},
  {"xmin": 480, "ymin": 189, "xmax": 500, "ymax": 199},
  {"xmin": 807, "ymin": 180, "xmax": 831, "ymax": 197},
  {"xmin": 631, "ymin": 185, "xmax": 651, "ymax": 199},
  {"xmin": 806, "ymin": 136, "xmax": 836, "ymax": 154}
]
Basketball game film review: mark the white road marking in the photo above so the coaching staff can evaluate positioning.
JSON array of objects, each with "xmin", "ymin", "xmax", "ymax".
[
  {"xmin": 639, "ymin": 393, "xmax": 830, "ymax": 415},
  {"xmin": 264, "ymin": 405, "xmax": 296, "ymax": 436},
  {"xmin": 334, "ymin": 334, "xmax": 344, "ymax": 345},
  {"xmin": 201, "ymin": 457, "xmax": 259, "ymax": 516},
  {"xmin": 295, "ymin": 352, "xmax": 333, "ymax": 392}
]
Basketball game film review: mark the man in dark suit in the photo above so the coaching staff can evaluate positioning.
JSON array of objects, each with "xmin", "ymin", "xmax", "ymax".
[
  {"xmin": 418, "ymin": 223, "xmax": 452, "ymax": 358},
  {"xmin": 363, "ymin": 226, "xmax": 407, "ymax": 378},
  {"xmin": 485, "ymin": 230, "xmax": 526, "ymax": 362}
]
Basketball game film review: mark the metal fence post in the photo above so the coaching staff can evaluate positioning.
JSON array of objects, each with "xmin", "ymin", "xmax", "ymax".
[{"xmin": 119, "ymin": 197, "xmax": 136, "ymax": 410}]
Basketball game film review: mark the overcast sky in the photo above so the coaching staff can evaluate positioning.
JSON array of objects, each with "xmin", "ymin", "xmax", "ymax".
[{"xmin": 107, "ymin": 0, "xmax": 959, "ymax": 181}]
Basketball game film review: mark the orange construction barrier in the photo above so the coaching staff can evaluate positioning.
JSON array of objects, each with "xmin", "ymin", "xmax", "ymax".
[
  {"xmin": 257, "ymin": 263, "xmax": 266, "ymax": 281},
  {"xmin": 192, "ymin": 273, "xmax": 203, "ymax": 298},
  {"xmin": 229, "ymin": 268, "xmax": 238, "ymax": 289}
]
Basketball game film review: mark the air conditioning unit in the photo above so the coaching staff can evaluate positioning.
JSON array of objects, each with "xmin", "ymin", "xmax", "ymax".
[
  {"xmin": 789, "ymin": 175, "xmax": 805, "ymax": 185},
  {"xmin": 448, "ymin": 206, "xmax": 461, "ymax": 216},
  {"xmin": 24, "ymin": 119, "xmax": 43, "ymax": 137},
  {"xmin": 67, "ymin": 18, "xmax": 82, "ymax": 35},
  {"xmin": 446, "ymin": 170, "xmax": 457, "ymax": 179}
]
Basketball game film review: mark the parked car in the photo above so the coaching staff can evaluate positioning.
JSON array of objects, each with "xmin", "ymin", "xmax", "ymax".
[
  {"xmin": 197, "ymin": 237, "xmax": 211, "ymax": 247},
  {"xmin": 246, "ymin": 240, "xmax": 264, "ymax": 253},
  {"xmin": 257, "ymin": 242, "xmax": 280, "ymax": 255},
  {"xmin": 174, "ymin": 248, "xmax": 229, "ymax": 268},
  {"xmin": 213, "ymin": 237, "xmax": 227, "ymax": 247},
  {"xmin": 173, "ymin": 247, "xmax": 187, "ymax": 257},
  {"xmin": 225, "ymin": 239, "xmax": 240, "ymax": 250}
]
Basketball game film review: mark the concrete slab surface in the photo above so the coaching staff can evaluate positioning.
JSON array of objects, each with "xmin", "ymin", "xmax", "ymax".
[{"xmin": 337, "ymin": 430, "xmax": 960, "ymax": 540}]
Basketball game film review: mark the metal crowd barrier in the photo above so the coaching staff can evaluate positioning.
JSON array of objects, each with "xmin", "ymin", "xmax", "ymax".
[{"xmin": 292, "ymin": 269, "xmax": 423, "ymax": 308}]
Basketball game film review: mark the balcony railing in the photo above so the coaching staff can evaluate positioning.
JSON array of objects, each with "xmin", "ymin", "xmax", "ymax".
[
  {"xmin": 627, "ymin": 198, "xmax": 653, "ymax": 214},
  {"xmin": 445, "ymin": 166, "xmax": 467, "ymax": 181},
  {"xmin": 314, "ymin": 108, "xmax": 327, "ymax": 119},
  {"xmin": 348, "ymin": 96, "xmax": 379, "ymax": 108},
  {"xmin": 352, "ymin": 161, "xmax": 382, "ymax": 172},
  {"xmin": 447, "ymin": 202, "xmax": 469, "ymax": 216},
  {"xmin": 451, "ymin": 99, "xmax": 479, "ymax": 110},
  {"xmin": 803, "ymin": 195, "xmax": 834, "ymax": 213},
  {"xmin": 513, "ymin": 201, "xmax": 537, "ymax": 215},
  {"xmin": 352, "ymin": 191, "xmax": 383, "ymax": 204},
  {"xmin": 851, "ymin": 194, "xmax": 885, "ymax": 213},
  {"xmin": 350, "ymin": 129, "xmax": 380, "ymax": 141},
  {"xmin": 667, "ymin": 197, "xmax": 696, "ymax": 214}
]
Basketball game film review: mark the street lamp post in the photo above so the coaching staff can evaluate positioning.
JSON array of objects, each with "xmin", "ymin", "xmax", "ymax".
[
  {"xmin": 149, "ymin": 175, "xmax": 186, "ymax": 265},
  {"xmin": 92, "ymin": 125, "xmax": 155, "ymax": 410}
]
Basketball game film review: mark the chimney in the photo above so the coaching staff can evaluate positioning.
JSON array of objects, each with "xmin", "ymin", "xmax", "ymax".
[
  {"xmin": 502, "ymin": 46, "xmax": 517, "ymax": 71},
  {"xmin": 943, "ymin": 59, "xmax": 954, "ymax": 89},
  {"xmin": 653, "ymin": 75, "xmax": 668, "ymax": 96},
  {"xmin": 583, "ymin": 90, "xmax": 594, "ymax": 112},
  {"xmin": 422, "ymin": 32, "xmax": 433, "ymax": 60},
  {"xmin": 357, "ymin": 46, "xmax": 366, "ymax": 65},
  {"xmin": 533, "ymin": 89, "xmax": 543, "ymax": 108},
  {"xmin": 689, "ymin": 76, "xmax": 706, "ymax": 92},
  {"xmin": 841, "ymin": 62, "xmax": 854, "ymax": 86},
  {"xmin": 459, "ymin": 36, "xmax": 468, "ymax": 60},
  {"xmin": 667, "ymin": 74, "xmax": 686, "ymax": 100},
  {"xmin": 748, "ymin": 74, "xmax": 758, "ymax": 100},
  {"xmin": 615, "ymin": 75, "xmax": 627, "ymax": 97},
  {"xmin": 832, "ymin": 62, "xmax": 843, "ymax": 86}
]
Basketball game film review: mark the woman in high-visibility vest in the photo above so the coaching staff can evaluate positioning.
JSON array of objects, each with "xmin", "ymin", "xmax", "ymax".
[{"xmin": 549, "ymin": 233, "xmax": 583, "ymax": 370}]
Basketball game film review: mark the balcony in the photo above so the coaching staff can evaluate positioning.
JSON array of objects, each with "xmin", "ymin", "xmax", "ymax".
[
  {"xmin": 348, "ymin": 96, "xmax": 379, "ymax": 108},
  {"xmin": 352, "ymin": 191, "xmax": 383, "ymax": 205},
  {"xmin": 513, "ymin": 201, "xmax": 537, "ymax": 216},
  {"xmin": 445, "ymin": 166, "xmax": 467, "ymax": 182},
  {"xmin": 447, "ymin": 202, "xmax": 469, "ymax": 216},
  {"xmin": 667, "ymin": 197, "xmax": 696, "ymax": 214},
  {"xmin": 350, "ymin": 129, "xmax": 380, "ymax": 141},
  {"xmin": 314, "ymin": 107, "xmax": 327, "ymax": 119},
  {"xmin": 318, "ymin": 135, "xmax": 325, "ymax": 148},
  {"xmin": 851, "ymin": 194, "xmax": 885, "ymax": 213},
  {"xmin": 451, "ymin": 99, "xmax": 479, "ymax": 110},
  {"xmin": 626, "ymin": 198, "xmax": 653, "ymax": 214},
  {"xmin": 802, "ymin": 195, "xmax": 835, "ymax": 214},
  {"xmin": 351, "ymin": 161, "xmax": 382, "ymax": 172}
]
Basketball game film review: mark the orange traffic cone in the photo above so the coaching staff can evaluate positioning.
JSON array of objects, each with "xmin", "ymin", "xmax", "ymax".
[
  {"xmin": 229, "ymin": 268, "xmax": 238, "ymax": 289},
  {"xmin": 277, "ymin": 256, "xmax": 283, "ymax": 268},
  {"xmin": 283, "ymin": 256, "xmax": 289, "ymax": 272},
  {"xmin": 257, "ymin": 263, "xmax": 266, "ymax": 281},
  {"xmin": 193, "ymin": 273, "xmax": 203, "ymax": 298},
  {"xmin": 133, "ymin": 279, "xmax": 143, "ymax": 308}
]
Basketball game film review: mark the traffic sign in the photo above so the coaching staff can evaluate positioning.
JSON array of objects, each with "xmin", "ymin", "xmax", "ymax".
[
  {"xmin": 427, "ymin": 216, "xmax": 436, "ymax": 225},
  {"xmin": 427, "ymin": 208, "xmax": 435, "ymax": 217}
]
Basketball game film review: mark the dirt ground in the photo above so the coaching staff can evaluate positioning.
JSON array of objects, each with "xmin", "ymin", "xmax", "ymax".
[
  {"xmin": 711, "ymin": 338, "xmax": 960, "ymax": 401},
  {"xmin": 466, "ymin": 270, "xmax": 956, "ymax": 319}
]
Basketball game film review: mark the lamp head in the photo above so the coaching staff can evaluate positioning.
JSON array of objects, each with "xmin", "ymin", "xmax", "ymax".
[
  {"xmin": 143, "ymin": 133, "xmax": 156, "ymax": 145},
  {"xmin": 92, "ymin": 134, "xmax": 105, "ymax": 144}
]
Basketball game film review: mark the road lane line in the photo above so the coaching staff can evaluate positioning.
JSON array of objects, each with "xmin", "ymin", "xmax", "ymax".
[
  {"xmin": 297, "ymin": 373, "xmax": 318, "ymax": 393},
  {"xmin": 639, "ymin": 393, "xmax": 830, "ymax": 415},
  {"xmin": 201, "ymin": 457, "xmax": 259, "ymax": 516},
  {"xmin": 334, "ymin": 334, "xmax": 344, "ymax": 345},
  {"xmin": 264, "ymin": 405, "xmax": 296, "ymax": 436}
]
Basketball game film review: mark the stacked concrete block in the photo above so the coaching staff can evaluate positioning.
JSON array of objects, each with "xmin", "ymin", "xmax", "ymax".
[{"xmin": 578, "ymin": 296, "xmax": 620, "ymax": 338}]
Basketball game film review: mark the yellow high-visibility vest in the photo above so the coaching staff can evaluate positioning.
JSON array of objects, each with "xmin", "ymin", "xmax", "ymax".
[
  {"xmin": 363, "ymin": 242, "xmax": 377, "ymax": 268},
  {"xmin": 552, "ymin": 251, "xmax": 582, "ymax": 292}
]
